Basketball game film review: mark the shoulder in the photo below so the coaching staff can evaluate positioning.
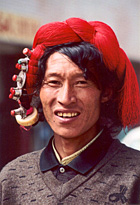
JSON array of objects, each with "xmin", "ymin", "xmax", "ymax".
[
  {"xmin": 0, "ymin": 149, "xmax": 45, "ymax": 203},
  {"xmin": 112, "ymin": 139, "xmax": 140, "ymax": 156},
  {"xmin": 118, "ymin": 140, "xmax": 140, "ymax": 156},
  {"xmin": 108, "ymin": 139, "xmax": 140, "ymax": 169},
  {"xmin": 0, "ymin": 148, "xmax": 44, "ymax": 181}
]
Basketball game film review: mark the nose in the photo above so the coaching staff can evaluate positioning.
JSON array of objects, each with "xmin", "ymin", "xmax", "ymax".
[{"xmin": 57, "ymin": 82, "xmax": 76, "ymax": 106}]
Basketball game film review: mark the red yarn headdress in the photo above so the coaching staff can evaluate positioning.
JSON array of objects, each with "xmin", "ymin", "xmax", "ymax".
[{"xmin": 24, "ymin": 17, "xmax": 140, "ymax": 127}]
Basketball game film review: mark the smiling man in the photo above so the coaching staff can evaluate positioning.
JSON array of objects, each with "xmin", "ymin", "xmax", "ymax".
[
  {"xmin": 0, "ymin": 18, "xmax": 140, "ymax": 204},
  {"xmin": 40, "ymin": 51, "xmax": 103, "ymax": 155}
]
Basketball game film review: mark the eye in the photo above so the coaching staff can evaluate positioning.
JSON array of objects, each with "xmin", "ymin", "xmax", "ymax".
[
  {"xmin": 77, "ymin": 81, "xmax": 87, "ymax": 84},
  {"xmin": 42, "ymin": 80, "xmax": 61, "ymax": 87},
  {"xmin": 75, "ymin": 80, "xmax": 88, "ymax": 87}
]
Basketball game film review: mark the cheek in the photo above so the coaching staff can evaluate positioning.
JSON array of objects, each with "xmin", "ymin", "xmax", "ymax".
[
  {"xmin": 40, "ymin": 100, "xmax": 54, "ymax": 126},
  {"xmin": 40, "ymin": 90, "xmax": 50, "ymax": 115},
  {"xmin": 83, "ymin": 88, "xmax": 101, "ymax": 106},
  {"xmin": 40, "ymin": 89, "xmax": 57, "ymax": 122},
  {"xmin": 83, "ymin": 92, "xmax": 101, "ymax": 119},
  {"xmin": 40, "ymin": 88, "xmax": 52, "ymax": 106}
]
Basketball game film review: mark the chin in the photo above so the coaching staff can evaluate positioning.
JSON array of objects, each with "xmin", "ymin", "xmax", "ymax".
[{"xmin": 54, "ymin": 128, "xmax": 80, "ymax": 139}]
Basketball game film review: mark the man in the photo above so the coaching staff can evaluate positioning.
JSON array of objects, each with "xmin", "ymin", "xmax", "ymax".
[{"xmin": 0, "ymin": 17, "xmax": 140, "ymax": 204}]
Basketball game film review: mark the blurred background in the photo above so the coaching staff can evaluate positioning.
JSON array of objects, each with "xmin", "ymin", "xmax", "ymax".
[{"xmin": 0, "ymin": 0, "xmax": 140, "ymax": 170}]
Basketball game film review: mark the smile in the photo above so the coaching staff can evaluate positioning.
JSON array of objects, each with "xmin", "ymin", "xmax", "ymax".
[{"xmin": 56, "ymin": 112, "xmax": 80, "ymax": 118}]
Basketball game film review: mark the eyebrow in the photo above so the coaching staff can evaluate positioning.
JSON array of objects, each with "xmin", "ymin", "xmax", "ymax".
[{"xmin": 44, "ymin": 72, "xmax": 85, "ymax": 79}]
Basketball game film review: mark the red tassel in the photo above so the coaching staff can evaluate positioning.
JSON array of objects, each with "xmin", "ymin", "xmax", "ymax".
[{"xmin": 118, "ymin": 50, "xmax": 140, "ymax": 127}]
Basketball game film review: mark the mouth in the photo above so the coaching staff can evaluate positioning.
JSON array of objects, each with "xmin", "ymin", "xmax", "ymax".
[{"xmin": 55, "ymin": 112, "xmax": 80, "ymax": 118}]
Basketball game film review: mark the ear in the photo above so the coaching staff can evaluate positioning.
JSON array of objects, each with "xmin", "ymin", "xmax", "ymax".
[{"xmin": 101, "ymin": 87, "xmax": 113, "ymax": 103}]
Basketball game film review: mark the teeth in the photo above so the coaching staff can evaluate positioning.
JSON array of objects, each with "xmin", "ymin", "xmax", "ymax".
[
  {"xmin": 57, "ymin": 113, "xmax": 63, "ymax": 117},
  {"xmin": 57, "ymin": 112, "xmax": 79, "ymax": 118},
  {"xmin": 72, "ymin": 113, "xmax": 75, "ymax": 117}
]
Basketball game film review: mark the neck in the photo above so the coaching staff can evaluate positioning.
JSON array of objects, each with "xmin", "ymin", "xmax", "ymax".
[{"xmin": 54, "ymin": 126, "xmax": 100, "ymax": 159}]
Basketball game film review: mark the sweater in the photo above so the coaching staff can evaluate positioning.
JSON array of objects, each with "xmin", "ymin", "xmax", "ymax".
[{"xmin": 1, "ymin": 139, "xmax": 140, "ymax": 204}]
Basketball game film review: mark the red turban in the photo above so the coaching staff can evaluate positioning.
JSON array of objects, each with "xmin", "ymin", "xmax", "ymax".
[{"xmin": 24, "ymin": 17, "xmax": 140, "ymax": 127}]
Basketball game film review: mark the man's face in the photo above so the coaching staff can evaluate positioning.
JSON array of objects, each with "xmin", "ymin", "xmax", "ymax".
[{"xmin": 40, "ymin": 52, "xmax": 103, "ymax": 139}]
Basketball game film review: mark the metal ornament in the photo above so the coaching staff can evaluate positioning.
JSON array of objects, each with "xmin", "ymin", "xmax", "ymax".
[
  {"xmin": 9, "ymin": 49, "xmax": 39, "ymax": 126},
  {"xmin": 9, "ymin": 56, "xmax": 29, "ymax": 118}
]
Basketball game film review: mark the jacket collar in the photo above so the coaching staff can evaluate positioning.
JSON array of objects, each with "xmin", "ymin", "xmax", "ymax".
[{"xmin": 40, "ymin": 128, "xmax": 113, "ymax": 174}]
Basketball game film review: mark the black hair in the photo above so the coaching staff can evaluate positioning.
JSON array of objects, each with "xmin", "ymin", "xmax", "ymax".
[{"xmin": 32, "ymin": 41, "xmax": 122, "ymax": 135}]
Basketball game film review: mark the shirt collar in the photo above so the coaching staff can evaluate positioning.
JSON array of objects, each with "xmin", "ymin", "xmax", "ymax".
[
  {"xmin": 52, "ymin": 130, "xmax": 103, "ymax": 166},
  {"xmin": 40, "ymin": 128, "xmax": 113, "ymax": 174}
]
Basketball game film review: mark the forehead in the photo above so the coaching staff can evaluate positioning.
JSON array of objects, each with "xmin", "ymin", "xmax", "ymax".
[{"xmin": 45, "ymin": 52, "xmax": 83, "ymax": 77}]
